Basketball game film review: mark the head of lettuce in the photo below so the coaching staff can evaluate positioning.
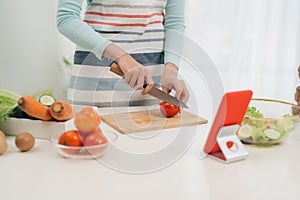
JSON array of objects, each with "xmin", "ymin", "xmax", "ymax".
[{"xmin": 0, "ymin": 89, "xmax": 20, "ymax": 125}]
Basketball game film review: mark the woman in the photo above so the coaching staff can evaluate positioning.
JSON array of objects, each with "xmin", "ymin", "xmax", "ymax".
[{"xmin": 57, "ymin": 0, "xmax": 189, "ymax": 107}]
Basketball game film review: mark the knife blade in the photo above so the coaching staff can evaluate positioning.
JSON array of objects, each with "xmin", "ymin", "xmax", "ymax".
[{"xmin": 110, "ymin": 63, "xmax": 188, "ymax": 108}]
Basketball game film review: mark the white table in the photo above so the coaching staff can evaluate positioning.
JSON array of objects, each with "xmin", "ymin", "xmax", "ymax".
[{"xmin": 1, "ymin": 106, "xmax": 300, "ymax": 200}]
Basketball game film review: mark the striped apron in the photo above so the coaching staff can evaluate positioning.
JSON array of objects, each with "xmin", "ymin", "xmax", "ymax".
[{"xmin": 68, "ymin": 0, "xmax": 167, "ymax": 107}]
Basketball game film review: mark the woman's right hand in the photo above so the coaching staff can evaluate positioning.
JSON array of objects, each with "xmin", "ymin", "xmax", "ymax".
[
  {"xmin": 103, "ymin": 44, "xmax": 154, "ymax": 95},
  {"xmin": 116, "ymin": 53, "xmax": 154, "ymax": 95}
]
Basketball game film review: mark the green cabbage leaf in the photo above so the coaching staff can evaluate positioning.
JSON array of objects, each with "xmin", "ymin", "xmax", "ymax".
[{"xmin": 0, "ymin": 89, "xmax": 20, "ymax": 125}]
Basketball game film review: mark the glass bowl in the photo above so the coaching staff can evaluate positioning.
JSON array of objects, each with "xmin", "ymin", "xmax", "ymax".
[
  {"xmin": 237, "ymin": 98, "xmax": 300, "ymax": 145},
  {"xmin": 50, "ymin": 128, "xmax": 118, "ymax": 159}
]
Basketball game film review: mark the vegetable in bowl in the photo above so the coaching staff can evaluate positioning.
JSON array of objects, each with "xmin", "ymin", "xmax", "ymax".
[{"xmin": 238, "ymin": 99, "xmax": 299, "ymax": 145}]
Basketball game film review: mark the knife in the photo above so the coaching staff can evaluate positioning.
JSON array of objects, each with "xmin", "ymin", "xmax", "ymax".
[{"xmin": 110, "ymin": 63, "xmax": 188, "ymax": 108}]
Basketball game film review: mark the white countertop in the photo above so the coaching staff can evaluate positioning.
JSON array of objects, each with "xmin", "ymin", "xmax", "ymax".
[{"xmin": 1, "ymin": 107, "xmax": 300, "ymax": 200}]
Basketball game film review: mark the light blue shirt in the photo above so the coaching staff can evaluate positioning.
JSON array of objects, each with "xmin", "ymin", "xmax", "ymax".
[{"xmin": 57, "ymin": 0, "xmax": 186, "ymax": 67}]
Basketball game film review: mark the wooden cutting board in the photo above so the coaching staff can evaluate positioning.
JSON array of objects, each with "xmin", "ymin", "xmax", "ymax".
[{"xmin": 100, "ymin": 109, "xmax": 207, "ymax": 134}]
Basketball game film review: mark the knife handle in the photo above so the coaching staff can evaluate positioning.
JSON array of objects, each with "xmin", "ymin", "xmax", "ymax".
[
  {"xmin": 110, "ymin": 62, "xmax": 148, "ymax": 88},
  {"xmin": 110, "ymin": 63, "xmax": 124, "ymax": 77}
]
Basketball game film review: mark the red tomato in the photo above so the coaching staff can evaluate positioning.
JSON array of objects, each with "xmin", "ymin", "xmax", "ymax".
[
  {"xmin": 74, "ymin": 107, "xmax": 101, "ymax": 136},
  {"xmin": 84, "ymin": 127, "xmax": 107, "ymax": 146},
  {"xmin": 160, "ymin": 101, "xmax": 181, "ymax": 117},
  {"xmin": 84, "ymin": 127, "xmax": 108, "ymax": 155},
  {"xmin": 58, "ymin": 130, "xmax": 83, "ymax": 154}
]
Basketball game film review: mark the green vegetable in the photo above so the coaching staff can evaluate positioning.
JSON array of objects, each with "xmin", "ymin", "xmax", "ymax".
[
  {"xmin": 251, "ymin": 127, "xmax": 268, "ymax": 143},
  {"xmin": 245, "ymin": 106, "xmax": 263, "ymax": 118},
  {"xmin": 0, "ymin": 89, "xmax": 21, "ymax": 125},
  {"xmin": 39, "ymin": 94, "xmax": 56, "ymax": 107}
]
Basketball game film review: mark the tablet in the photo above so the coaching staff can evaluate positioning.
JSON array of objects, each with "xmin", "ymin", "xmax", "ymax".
[{"xmin": 203, "ymin": 90, "xmax": 253, "ymax": 154}]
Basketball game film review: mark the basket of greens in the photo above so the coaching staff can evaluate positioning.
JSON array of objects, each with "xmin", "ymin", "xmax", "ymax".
[{"xmin": 238, "ymin": 98, "xmax": 300, "ymax": 145}]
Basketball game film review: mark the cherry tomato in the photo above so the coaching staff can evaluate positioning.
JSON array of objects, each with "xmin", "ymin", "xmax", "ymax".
[
  {"xmin": 84, "ymin": 127, "xmax": 108, "ymax": 155},
  {"xmin": 58, "ymin": 130, "xmax": 83, "ymax": 154},
  {"xmin": 74, "ymin": 107, "xmax": 101, "ymax": 136},
  {"xmin": 160, "ymin": 101, "xmax": 181, "ymax": 118}
]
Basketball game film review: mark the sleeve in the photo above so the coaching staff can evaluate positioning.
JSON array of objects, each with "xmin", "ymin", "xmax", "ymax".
[
  {"xmin": 164, "ymin": 0, "xmax": 186, "ymax": 68},
  {"xmin": 56, "ymin": 0, "xmax": 112, "ymax": 59}
]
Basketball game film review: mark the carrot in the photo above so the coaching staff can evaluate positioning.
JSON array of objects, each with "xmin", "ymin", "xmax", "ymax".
[
  {"xmin": 18, "ymin": 96, "xmax": 54, "ymax": 121},
  {"xmin": 50, "ymin": 100, "xmax": 73, "ymax": 121}
]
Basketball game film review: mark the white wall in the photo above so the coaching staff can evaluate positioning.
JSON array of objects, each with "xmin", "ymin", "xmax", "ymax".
[
  {"xmin": 185, "ymin": 0, "xmax": 300, "ymax": 102},
  {"xmin": 0, "ymin": 0, "xmax": 74, "ymax": 99}
]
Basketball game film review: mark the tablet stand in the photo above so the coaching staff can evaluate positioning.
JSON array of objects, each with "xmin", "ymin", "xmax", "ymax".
[{"xmin": 208, "ymin": 124, "xmax": 248, "ymax": 163}]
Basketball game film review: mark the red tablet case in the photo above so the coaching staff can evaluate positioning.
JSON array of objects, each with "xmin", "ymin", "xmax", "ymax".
[{"xmin": 203, "ymin": 90, "xmax": 253, "ymax": 154}]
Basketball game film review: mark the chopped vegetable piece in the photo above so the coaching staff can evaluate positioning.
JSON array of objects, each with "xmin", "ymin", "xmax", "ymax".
[
  {"xmin": 245, "ymin": 106, "xmax": 263, "ymax": 118},
  {"xmin": 238, "ymin": 124, "xmax": 253, "ymax": 139},
  {"xmin": 39, "ymin": 94, "xmax": 56, "ymax": 107},
  {"xmin": 264, "ymin": 129, "xmax": 281, "ymax": 140}
]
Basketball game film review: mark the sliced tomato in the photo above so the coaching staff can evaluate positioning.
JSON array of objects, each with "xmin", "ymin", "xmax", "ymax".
[{"xmin": 160, "ymin": 101, "xmax": 181, "ymax": 118}]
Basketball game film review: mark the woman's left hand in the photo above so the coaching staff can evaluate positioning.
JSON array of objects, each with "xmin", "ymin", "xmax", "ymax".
[{"xmin": 161, "ymin": 63, "xmax": 190, "ymax": 103}]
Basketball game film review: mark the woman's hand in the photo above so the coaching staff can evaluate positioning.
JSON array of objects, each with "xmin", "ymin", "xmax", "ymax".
[
  {"xmin": 161, "ymin": 62, "xmax": 190, "ymax": 103},
  {"xmin": 103, "ymin": 44, "xmax": 154, "ymax": 95},
  {"xmin": 116, "ymin": 53, "xmax": 154, "ymax": 95}
]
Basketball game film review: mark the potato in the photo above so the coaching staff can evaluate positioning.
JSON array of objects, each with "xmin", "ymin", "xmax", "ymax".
[
  {"xmin": 0, "ymin": 131, "xmax": 8, "ymax": 155},
  {"xmin": 15, "ymin": 132, "xmax": 35, "ymax": 152}
]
